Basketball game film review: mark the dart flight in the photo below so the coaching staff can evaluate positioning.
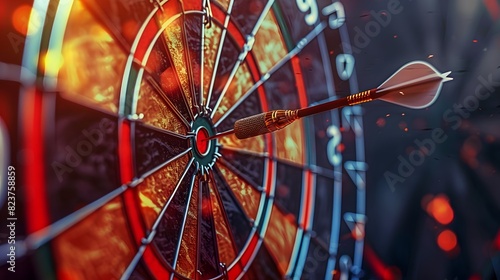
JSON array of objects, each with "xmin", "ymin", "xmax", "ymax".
[{"xmin": 208, "ymin": 61, "xmax": 452, "ymax": 140}]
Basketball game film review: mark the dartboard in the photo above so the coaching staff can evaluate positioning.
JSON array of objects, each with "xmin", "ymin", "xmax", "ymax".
[{"xmin": 0, "ymin": 0, "xmax": 368, "ymax": 279}]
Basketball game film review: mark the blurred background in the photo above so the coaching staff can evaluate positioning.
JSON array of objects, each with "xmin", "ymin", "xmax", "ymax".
[
  {"xmin": 347, "ymin": 0, "xmax": 500, "ymax": 279},
  {"xmin": 1, "ymin": 0, "xmax": 500, "ymax": 279}
]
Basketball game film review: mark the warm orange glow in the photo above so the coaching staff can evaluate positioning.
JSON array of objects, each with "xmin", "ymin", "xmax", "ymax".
[
  {"xmin": 43, "ymin": 49, "xmax": 65, "ymax": 76},
  {"xmin": 437, "ymin": 229, "xmax": 457, "ymax": 252},
  {"xmin": 12, "ymin": 5, "xmax": 35, "ymax": 36},
  {"xmin": 461, "ymin": 136, "xmax": 481, "ymax": 168},
  {"xmin": 425, "ymin": 194, "xmax": 454, "ymax": 225},
  {"xmin": 122, "ymin": 20, "xmax": 139, "ymax": 42},
  {"xmin": 58, "ymin": 267, "xmax": 79, "ymax": 280},
  {"xmin": 201, "ymin": 197, "xmax": 212, "ymax": 216},
  {"xmin": 160, "ymin": 67, "xmax": 182, "ymax": 93}
]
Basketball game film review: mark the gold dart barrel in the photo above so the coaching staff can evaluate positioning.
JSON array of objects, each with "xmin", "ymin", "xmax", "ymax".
[{"xmin": 234, "ymin": 109, "xmax": 299, "ymax": 139}]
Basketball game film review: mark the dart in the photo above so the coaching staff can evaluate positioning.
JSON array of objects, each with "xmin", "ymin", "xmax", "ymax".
[{"xmin": 207, "ymin": 61, "xmax": 452, "ymax": 141}]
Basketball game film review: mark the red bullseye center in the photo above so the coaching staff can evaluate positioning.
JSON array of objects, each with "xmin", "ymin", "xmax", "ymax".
[{"xmin": 195, "ymin": 127, "xmax": 210, "ymax": 156}]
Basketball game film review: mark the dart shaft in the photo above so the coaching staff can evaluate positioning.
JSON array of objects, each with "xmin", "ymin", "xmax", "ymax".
[
  {"xmin": 205, "ymin": 129, "xmax": 235, "ymax": 141},
  {"xmin": 297, "ymin": 89, "xmax": 377, "ymax": 118}
]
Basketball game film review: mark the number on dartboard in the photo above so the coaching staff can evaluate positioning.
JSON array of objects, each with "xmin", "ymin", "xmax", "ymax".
[
  {"xmin": 295, "ymin": 1, "xmax": 352, "ymax": 81},
  {"xmin": 327, "ymin": 125, "xmax": 342, "ymax": 167},
  {"xmin": 296, "ymin": 0, "xmax": 346, "ymax": 29},
  {"xmin": 336, "ymin": 53, "xmax": 355, "ymax": 80},
  {"xmin": 296, "ymin": 0, "xmax": 319, "ymax": 26},
  {"xmin": 323, "ymin": 2, "xmax": 346, "ymax": 29}
]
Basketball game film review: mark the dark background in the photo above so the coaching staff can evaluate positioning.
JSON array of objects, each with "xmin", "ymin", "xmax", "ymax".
[{"xmin": 344, "ymin": 0, "xmax": 500, "ymax": 279}]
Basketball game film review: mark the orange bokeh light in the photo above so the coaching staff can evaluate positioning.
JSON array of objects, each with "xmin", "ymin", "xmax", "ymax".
[
  {"xmin": 425, "ymin": 194, "xmax": 454, "ymax": 225},
  {"xmin": 437, "ymin": 229, "xmax": 457, "ymax": 252},
  {"xmin": 122, "ymin": 20, "xmax": 139, "ymax": 42},
  {"xmin": 12, "ymin": 4, "xmax": 40, "ymax": 36}
]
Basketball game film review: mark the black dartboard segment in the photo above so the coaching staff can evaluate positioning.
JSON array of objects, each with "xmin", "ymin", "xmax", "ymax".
[
  {"xmin": 134, "ymin": 123, "xmax": 189, "ymax": 177},
  {"xmin": 47, "ymin": 95, "xmax": 121, "ymax": 222}
]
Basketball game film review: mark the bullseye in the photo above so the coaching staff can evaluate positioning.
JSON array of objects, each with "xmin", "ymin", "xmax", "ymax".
[
  {"xmin": 190, "ymin": 116, "xmax": 217, "ymax": 168},
  {"xmin": 195, "ymin": 126, "xmax": 210, "ymax": 156}
]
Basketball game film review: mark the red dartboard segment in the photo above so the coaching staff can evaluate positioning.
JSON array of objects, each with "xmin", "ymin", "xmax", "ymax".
[
  {"xmin": 123, "ymin": 188, "xmax": 145, "ymax": 246},
  {"xmin": 134, "ymin": 17, "xmax": 160, "ymax": 63},
  {"xmin": 119, "ymin": 119, "xmax": 134, "ymax": 184},
  {"xmin": 143, "ymin": 246, "xmax": 171, "ymax": 279},
  {"xmin": 182, "ymin": 1, "xmax": 203, "ymax": 12},
  {"xmin": 291, "ymin": 56, "xmax": 309, "ymax": 110},
  {"xmin": 299, "ymin": 170, "xmax": 315, "ymax": 230},
  {"xmin": 227, "ymin": 233, "xmax": 260, "ymax": 279},
  {"xmin": 23, "ymin": 88, "xmax": 50, "ymax": 234}
]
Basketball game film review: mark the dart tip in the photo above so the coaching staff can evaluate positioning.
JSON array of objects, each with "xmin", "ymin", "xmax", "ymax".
[
  {"xmin": 203, "ymin": 135, "xmax": 217, "ymax": 141},
  {"xmin": 204, "ymin": 129, "xmax": 235, "ymax": 141}
]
